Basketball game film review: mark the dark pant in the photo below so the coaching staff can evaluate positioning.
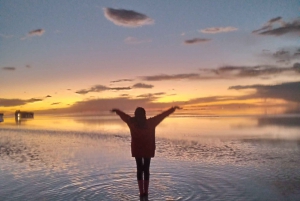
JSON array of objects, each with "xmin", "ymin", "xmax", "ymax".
[{"xmin": 135, "ymin": 157, "xmax": 151, "ymax": 180}]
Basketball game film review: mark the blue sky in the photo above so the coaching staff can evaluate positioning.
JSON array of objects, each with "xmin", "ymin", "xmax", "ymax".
[{"xmin": 1, "ymin": 0, "xmax": 300, "ymax": 115}]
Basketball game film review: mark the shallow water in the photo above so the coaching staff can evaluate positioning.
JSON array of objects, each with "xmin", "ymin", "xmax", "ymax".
[{"xmin": 0, "ymin": 115, "xmax": 300, "ymax": 200}]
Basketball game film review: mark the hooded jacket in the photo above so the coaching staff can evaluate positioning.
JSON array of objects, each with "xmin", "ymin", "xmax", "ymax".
[{"xmin": 115, "ymin": 107, "xmax": 175, "ymax": 158}]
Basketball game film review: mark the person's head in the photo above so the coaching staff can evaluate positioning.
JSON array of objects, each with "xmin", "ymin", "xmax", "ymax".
[
  {"xmin": 134, "ymin": 107, "xmax": 146, "ymax": 119},
  {"xmin": 133, "ymin": 107, "xmax": 147, "ymax": 129}
]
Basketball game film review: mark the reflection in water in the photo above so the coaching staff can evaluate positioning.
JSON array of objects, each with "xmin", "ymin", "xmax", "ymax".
[
  {"xmin": 0, "ymin": 115, "xmax": 300, "ymax": 200},
  {"xmin": 258, "ymin": 116, "xmax": 300, "ymax": 128}
]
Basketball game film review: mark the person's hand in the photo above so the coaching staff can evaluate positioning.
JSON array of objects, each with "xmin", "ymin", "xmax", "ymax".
[
  {"xmin": 110, "ymin": 108, "xmax": 118, "ymax": 113},
  {"xmin": 173, "ymin": 106, "xmax": 182, "ymax": 110}
]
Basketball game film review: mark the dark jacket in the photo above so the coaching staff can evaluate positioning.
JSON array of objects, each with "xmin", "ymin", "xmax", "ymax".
[{"xmin": 115, "ymin": 107, "xmax": 175, "ymax": 158}]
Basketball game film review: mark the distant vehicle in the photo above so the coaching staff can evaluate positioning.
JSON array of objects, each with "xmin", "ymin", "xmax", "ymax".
[
  {"xmin": 15, "ymin": 110, "xmax": 34, "ymax": 121},
  {"xmin": 0, "ymin": 113, "xmax": 3, "ymax": 122}
]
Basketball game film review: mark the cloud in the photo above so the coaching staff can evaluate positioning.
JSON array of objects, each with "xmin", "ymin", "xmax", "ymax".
[
  {"xmin": 268, "ymin": 16, "xmax": 283, "ymax": 24},
  {"xmin": 229, "ymin": 81, "xmax": 300, "ymax": 103},
  {"xmin": 184, "ymin": 38, "xmax": 211, "ymax": 44},
  {"xmin": 187, "ymin": 96, "xmax": 236, "ymax": 104},
  {"xmin": 29, "ymin": 29, "xmax": 45, "ymax": 36},
  {"xmin": 76, "ymin": 85, "xmax": 108, "ymax": 94},
  {"xmin": 132, "ymin": 83, "xmax": 154, "ymax": 89},
  {"xmin": 76, "ymin": 84, "xmax": 131, "ymax": 95},
  {"xmin": 201, "ymin": 63, "xmax": 300, "ymax": 80},
  {"xmin": 261, "ymin": 48, "xmax": 300, "ymax": 64},
  {"xmin": 136, "ymin": 92, "xmax": 166, "ymax": 99},
  {"xmin": 45, "ymin": 95, "xmax": 52, "ymax": 98},
  {"xmin": 111, "ymin": 79, "xmax": 133, "ymax": 83},
  {"xmin": 200, "ymin": 26, "xmax": 238, "ymax": 34},
  {"xmin": 109, "ymin": 87, "xmax": 131, "ymax": 91},
  {"xmin": 21, "ymin": 29, "xmax": 45, "ymax": 40},
  {"xmin": 253, "ymin": 17, "xmax": 300, "ymax": 36},
  {"xmin": 103, "ymin": 8, "xmax": 154, "ymax": 27},
  {"xmin": 141, "ymin": 73, "xmax": 200, "ymax": 81},
  {"xmin": 0, "ymin": 98, "xmax": 44, "ymax": 107},
  {"xmin": 140, "ymin": 64, "xmax": 300, "ymax": 82},
  {"xmin": 207, "ymin": 65, "xmax": 295, "ymax": 78},
  {"xmin": 124, "ymin": 37, "xmax": 152, "ymax": 44},
  {"xmin": 51, "ymin": 102, "xmax": 60, "ymax": 105},
  {"xmin": 252, "ymin": 17, "xmax": 284, "ymax": 34},
  {"xmin": 76, "ymin": 82, "xmax": 154, "ymax": 95},
  {"xmin": 2, "ymin": 67, "xmax": 16, "ymax": 71}
]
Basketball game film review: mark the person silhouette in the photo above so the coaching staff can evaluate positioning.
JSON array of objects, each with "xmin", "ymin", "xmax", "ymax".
[{"xmin": 111, "ymin": 106, "xmax": 180, "ymax": 197}]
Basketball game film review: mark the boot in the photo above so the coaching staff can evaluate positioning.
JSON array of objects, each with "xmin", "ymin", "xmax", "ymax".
[
  {"xmin": 144, "ymin": 180, "xmax": 149, "ymax": 196},
  {"xmin": 138, "ymin": 180, "xmax": 144, "ymax": 197}
]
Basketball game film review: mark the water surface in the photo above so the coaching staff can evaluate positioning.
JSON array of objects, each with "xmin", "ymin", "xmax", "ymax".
[{"xmin": 0, "ymin": 115, "xmax": 299, "ymax": 200}]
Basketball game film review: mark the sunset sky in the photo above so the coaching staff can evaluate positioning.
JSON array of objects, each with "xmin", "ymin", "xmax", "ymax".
[{"xmin": 1, "ymin": 0, "xmax": 300, "ymax": 116}]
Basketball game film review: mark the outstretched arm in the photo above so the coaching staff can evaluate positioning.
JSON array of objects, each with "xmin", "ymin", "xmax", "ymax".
[
  {"xmin": 150, "ymin": 106, "xmax": 181, "ymax": 127},
  {"xmin": 111, "ymin": 109, "xmax": 131, "ymax": 124}
]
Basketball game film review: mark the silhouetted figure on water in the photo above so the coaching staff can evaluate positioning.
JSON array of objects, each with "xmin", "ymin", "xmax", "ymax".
[{"xmin": 111, "ymin": 106, "xmax": 180, "ymax": 198}]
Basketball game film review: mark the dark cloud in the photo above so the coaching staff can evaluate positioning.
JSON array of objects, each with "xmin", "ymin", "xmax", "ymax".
[
  {"xmin": 2, "ymin": 67, "xmax": 16, "ymax": 71},
  {"xmin": 208, "ymin": 65, "xmax": 293, "ymax": 78},
  {"xmin": 103, "ymin": 8, "xmax": 154, "ymax": 27},
  {"xmin": 229, "ymin": 81, "xmax": 300, "ymax": 103},
  {"xmin": 141, "ymin": 73, "xmax": 200, "ymax": 81},
  {"xmin": 21, "ymin": 29, "xmax": 45, "ymax": 40},
  {"xmin": 141, "ymin": 64, "xmax": 299, "ymax": 82},
  {"xmin": 76, "ymin": 85, "xmax": 109, "ymax": 94},
  {"xmin": 273, "ymin": 50, "xmax": 289, "ymax": 56},
  {"xmin": 252, "ymin": 17, "xmax": 284, "ymax": 34},
  {"xmin": 253, "ymin": 17, "xmax": 300, "ymax": 36},
  {"xmin": 261, "ymin": 47, "xmax": 300, "ymax": 64},
  {"xmin": 51, "ymin": 102, "xmax": 60, "ymax": 105},
  {"xmin": 45, "ymin": 95, "xmax": 52, "ymax": 98},
  {"xmin": 110, "ymin": 87, "xmax": 131, "ymax": 91},
  {"xmin": 76, "ymin": 85, "xmax": 131, "ymax": 95},
  {"xmin": 111, "ymin": 79, "xmax": 133, "ymax": 83},
  {"xmin": 27, "ymin": 98, "xmax": 44, "ymax": 102},
  {"xmin": 76, "ymin": 82, "xmax": 155, "ymax": 95},
  {"xmin": 132, "ymin": 83, "xmax": 154, "ymax": 89},
  {"xmin": 268, "ymin": 16, "xmax": 283, "ymax": 24},
  {"xmin": 0, "ymin": 98, "xmax": 43, "ymax": 107},
  {"xmin": 184, "ymin": 38, "xmax": 211, "ymax": 44},
  {"xmin": 26, "ymin": 65, "xmax": 31, "ymax": 68},
  {"xmin": 29, "ymin": 29, "xmax": 45, "ymax": 36},
  {"xmin": 200, "ymin": 26, "xmax": 238, "ymax": 34},
  {"xmin": 204, "ymin": 63, "xmax": 300, "ymax": 80}
]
